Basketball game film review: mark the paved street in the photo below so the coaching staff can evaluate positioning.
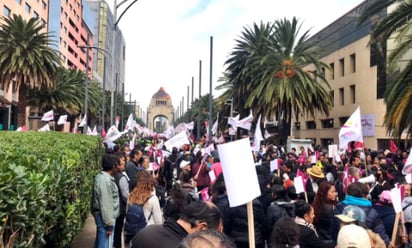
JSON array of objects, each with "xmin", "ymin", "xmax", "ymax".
[{"xmin": 71, "ymin": 214, "xmax": 95, "ymax": 248}]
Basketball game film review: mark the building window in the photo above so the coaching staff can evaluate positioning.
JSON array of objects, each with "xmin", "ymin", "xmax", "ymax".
[
  {"xmin": 16, "ymin": 0, "xmax": 22, "ymax": 5},
  {"xmin": 33, "ymin": 11, "xmax": 38, "ymax": 19},
  {"xmin": 321, "ymin": 119, "xmax": 334, "ymax": 128},
  {"xmin": 321, "ymin": 138, "xmax": 334, "ymax": 147},
  {"xmin": 339, "ymin": 87, "xmax": 344, "ymax": 105},
  {"xmin": 25, "ymin": 3, "xmax": 31, "ymax": 13},
  {"xmin": 321, "ymin": 67, "xmax": 326, "ymax": 77},
  {"xmin": 350, "ymin": 53, "xmax": 356, "ymax": 73},
  {"xmin": 3, "ymin": 6, "xmax": 11, "ymax": 16},
  {"xmin": 329, "ymin": 62, "xmax": 335, "ymax": 80},
  {"xmin": 42, "ymin": 1, "xmax": 46, "ymax": 9},
  {"xmin": 339, "ymin": 58, "xmax": 344, "ymax": 77},
  {"xmin": 350, "ymin": 84, "xmax": 356, "ymax": 103},
  {"xmin": 40, "ymin": 19, "xmax": 46, "ymax": 27},
  {"xmin": 306, "ymin": 121, "xmax": 317, "ymax": 129}
]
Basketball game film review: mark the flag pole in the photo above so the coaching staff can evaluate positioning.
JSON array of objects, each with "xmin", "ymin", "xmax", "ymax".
[{"xmin": 247, "ymin": 201, "xmax": 255, "ymax": 248}]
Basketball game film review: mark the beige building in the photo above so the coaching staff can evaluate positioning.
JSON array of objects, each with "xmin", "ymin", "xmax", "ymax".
[
  {"xmin": 146, "ymin": 87, "xmax": 175, "ymax": 132},
  {"xmin": 293, "ymin": 0, "xmax": 395, "ymax": 150}
]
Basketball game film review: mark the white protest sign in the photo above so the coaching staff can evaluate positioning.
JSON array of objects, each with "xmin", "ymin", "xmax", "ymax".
[
  {"xmin": 390, "ymin": 187, "xmax": 402, "ymax": 213},
  {"xmin": 328, "ymin": 144, "xmax": 338, "ymax": 158},
  {"xmin": 164, "ymin": 131, "xmax": 190, "ymax": 151},
  {"xmin": 406, "ymin": 174, "xmax": 412, "ymax": 184},
  {"xmin": 270, "ymin": 159, "xmax": 278, "ymax": 172},
  {"xmin": 218, "ymin": 138, "xmax": 261, "ymax": 207},
  {"xmin": 294, "ymin": 176, "xmax": 305, "ymax": 194}
]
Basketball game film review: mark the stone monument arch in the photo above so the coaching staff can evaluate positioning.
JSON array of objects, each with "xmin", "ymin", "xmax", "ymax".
[{"xmin": 147, "ymin": 87, "xmax": 174, "ymax": 132}]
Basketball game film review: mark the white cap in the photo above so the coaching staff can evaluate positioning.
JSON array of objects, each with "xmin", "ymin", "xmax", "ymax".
[
  {"xmin": 180, "ymin": 160, "xmax": 190, "ymax": 169},
  {"xmin": 337, "ymin": 224, "xmax": 371, "ymax": 248}
]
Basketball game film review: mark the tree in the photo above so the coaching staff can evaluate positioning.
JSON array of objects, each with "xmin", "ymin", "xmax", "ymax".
[
  {"xmin": 359, "ymin": 0, "xmax": 412, "ymax": 137},
  {"xmin": 28, "ymin": 67, "xmax": 104, "ymax": 128},
  {"xmin": 0, "ymin": 14, "xmax": 62, "ymax": 127},
  {"xmin": 219, "ymin": 18, "xmax": 333, "ymax": 142}
]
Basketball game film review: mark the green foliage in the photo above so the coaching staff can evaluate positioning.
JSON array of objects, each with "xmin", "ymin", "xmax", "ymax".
[{"xmin": 0, "ymin": 132, "xmax": 104, "ymax": 248}]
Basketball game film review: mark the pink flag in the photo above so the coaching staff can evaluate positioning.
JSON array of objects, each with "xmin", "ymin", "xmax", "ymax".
[
  {"xmin": 101, "ymin": 128, "xmax": 107, "ymax": 138},
  {"xmin": 200, "ymin": 187, "xmax": 210, "ymax": 201}
]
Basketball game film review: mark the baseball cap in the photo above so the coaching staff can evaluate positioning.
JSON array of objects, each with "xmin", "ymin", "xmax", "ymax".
[
  {"xmin": 180, "ymin": 160, "xmax": 191, "ymax": 169},
  {"xmin": 337, "ymin": 224, "xmax": 371, "ymax": 248},
  {"xmin": 335, "ymin": 205, "xmax": 366, "ymax": 223}
]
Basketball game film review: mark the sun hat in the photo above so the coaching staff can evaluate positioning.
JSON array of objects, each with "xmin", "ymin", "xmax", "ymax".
[
  {"xmin": 337, "ymin": 224, "xmax": 371, "ymax": 248},
  {"xmin": 335, "ymin": 205, "xmax": 366, "ymax": 223},
  {"xmin": 306, "ymin": 166, "xmax": 324, "ymax": 178}
]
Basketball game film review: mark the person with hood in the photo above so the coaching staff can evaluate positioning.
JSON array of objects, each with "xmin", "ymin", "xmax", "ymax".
[
  {"xmin": 264, "ymin": 184, "xmax": 296, "ymax": 244},
  {"xmin": 333, "ymin": 182, "xmax": 390, "ymax": 245}
]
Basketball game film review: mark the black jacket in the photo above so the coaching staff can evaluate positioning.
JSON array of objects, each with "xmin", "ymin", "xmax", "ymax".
[
  {"xmin": 314, "ymin": 203, "xmax": 335, "ymax": 241},
  {"xmin": 131, "ymin": 218, "xmax": 188, "ymax": 248},
  {"xmin": 265, "ymin": 200, "xmax": 295, "ymax": 242},
  {"xmin": 297, "ymin": 224, "xmax": 334, "ymax": 248},
  {"xmin": 227, "ymin": 199, "xmax": 265, "ymax": 246}
]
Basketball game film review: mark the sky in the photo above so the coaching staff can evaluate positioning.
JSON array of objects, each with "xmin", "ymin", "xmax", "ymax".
[{"xmin": 112, "ymin": 0, "xmax": 364, "ymax": 112}]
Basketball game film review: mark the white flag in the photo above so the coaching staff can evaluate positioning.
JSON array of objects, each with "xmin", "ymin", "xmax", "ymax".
[
  {"xmin": 237, "ymin": 110, "xmax": 253, "ymax": 130},
  {"xmin": 264, "ymin": 129, "xmax": 271, "ymax": 139},
  {"xmin": 41, "ymin": 109, "xmax": 54, "ymax": 122},
  {"xmin": 338, "ymin": 107, "xmax": 363, "ymax": 149},
  {"xmin": 130, "ymin": 133, "xmax": 137, "ymax": 150},
  {"xmin": 87, "ymin": 127, "xmax": 92, "ymax": 135},
  {"xmin": 105, "ymin": 125, "xmax": 122, "ymax": 141},
  {"xmin": 38, "ymin": 123, "xmax": 50, "ymax": 132},
  {"xmin": 57, "ymin": 115, "xmax": 68, "ymax": 125},
  {"xmin": 185, "ymin": 121, "xmax": 194, "ymax": 131},
  {"xmin": 228, "ymin": 114, "xmax": 240, "ymax": 128},
  {"xmin": 92, "ymin": 125, "xmax": 98, "ymax": 136},
  {"xmin": 78, "ymin": 114, "xmax": 87, "ymax": 127},
  {"xmin": 253, "ymin": 114, "xmax": 263, "ymax": 152},
  {"xmin": 124, "ymin": 114, "xmax": 134, "ymax": 131},
  {"xmin": 212, "ymin": 119, "xmax": 218, "ymax": 135}
]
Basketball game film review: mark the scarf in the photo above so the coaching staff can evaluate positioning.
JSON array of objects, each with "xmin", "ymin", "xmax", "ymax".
[
  {"xmin": 342, "ymin": 195, "xmax": 372, "ymax": 207},
  {"xmin": 295, "ymin": 217, "xmax": 319, "ymax": 237}
]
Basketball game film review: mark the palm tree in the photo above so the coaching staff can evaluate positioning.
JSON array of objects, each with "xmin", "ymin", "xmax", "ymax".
[
  {"xmin": 28, "ymin": 68, "xmax": 84, "ymax": 115},
  {"xmin": 359, "ymin": 0, "xmax": 412, "ymax": 137},
  {"xmin": 0, "ymin": 14, "xmax": 62, "ymax": 127},
  {"xmin": 220, "ymin": 17, "xmax": 333, "ymax": 142},
  {"xmin": 28, "ymin": 67, "xmax": 104, "ymax": 128}
]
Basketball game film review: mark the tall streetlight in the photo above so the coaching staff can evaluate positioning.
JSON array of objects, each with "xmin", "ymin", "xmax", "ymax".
[
  {"xmin": 110, "ymin": 0, "xmax": 140, "ymax": 126},
  {"xmin": 78, "ymin": 34, "xmax": 111, "ymax": 134}
]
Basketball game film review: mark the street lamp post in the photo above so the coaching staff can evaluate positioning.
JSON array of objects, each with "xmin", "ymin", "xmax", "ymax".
[
  {"xmin": 110, "ymin": 0, "xmax": 140, "ymax": 126},
  {"xmin": 78, "ymin": 36, "xmax": 111, "ymax": 134}
]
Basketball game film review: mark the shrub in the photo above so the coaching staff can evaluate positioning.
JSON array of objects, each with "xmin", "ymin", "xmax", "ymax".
[{"xmin": 0, "ymin": 131, "xmax": 104, "ymax": 248}]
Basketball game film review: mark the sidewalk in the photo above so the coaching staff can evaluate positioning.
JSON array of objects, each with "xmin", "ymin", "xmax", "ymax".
[{"xmin": 71, "ymin": 213, "xmax": 96, "ymax": 248}]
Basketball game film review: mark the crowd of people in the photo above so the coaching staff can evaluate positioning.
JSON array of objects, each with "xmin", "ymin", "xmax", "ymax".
[{"xmin": 91, "ymin": 138, "xmax": 412, "ymax": 248}]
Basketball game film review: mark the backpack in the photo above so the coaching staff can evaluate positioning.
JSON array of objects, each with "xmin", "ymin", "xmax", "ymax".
[{"xmin": 124, "ymin": 196, "xmax": 153, "ymax": 239}]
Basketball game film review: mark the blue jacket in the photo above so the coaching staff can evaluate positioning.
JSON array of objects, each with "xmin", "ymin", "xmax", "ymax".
[{"xmin": 333, "ymin": 196, "xmax": 390, "ymax": 245}]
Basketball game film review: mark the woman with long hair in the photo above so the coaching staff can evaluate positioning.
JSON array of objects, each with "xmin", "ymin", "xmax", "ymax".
[
  {"xmin": 312, "ymin": 181, "xmax": 337, "ymax": 241},
  {"xmin": 295, "ymin": 200, "xmax": 334, "ymax": 248},
  {"xmin": 126, "ymin": 170, "xmax": 163, "ymax": 243}
]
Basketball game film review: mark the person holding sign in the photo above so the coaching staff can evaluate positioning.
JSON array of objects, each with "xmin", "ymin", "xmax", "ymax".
[{"xmin": 305, "ymin": 166, "xmax": 326, "ymax": 204}]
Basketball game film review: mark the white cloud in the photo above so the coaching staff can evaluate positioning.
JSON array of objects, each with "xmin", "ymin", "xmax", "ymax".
[{"xmin": 113, "ymin": 0, "xmax": 364, "ymax": 111}]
